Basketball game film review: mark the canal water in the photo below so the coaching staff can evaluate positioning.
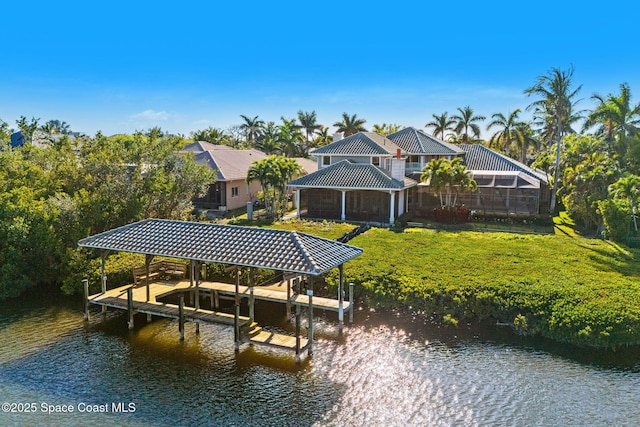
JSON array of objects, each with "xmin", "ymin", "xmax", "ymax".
[{"xmin": 1, "ymin": 289, "xmax": 639, "ymax": 427}]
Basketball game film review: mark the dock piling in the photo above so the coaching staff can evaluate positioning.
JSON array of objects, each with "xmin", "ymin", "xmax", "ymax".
[
  {"xmin": 307, "ymin": 289, "xmax": 314, "ymax": 357},
  {"xmin": 179, "ymin": 295, "xmax": 185, "ymax": 341},
  {"xmin": 127, "ymin": 286, "xmax": 134, "ymax": 329},
  {"xmin": 83, "ymin": 279, "xmax": 89, "ymax": 321},
  {"xmin": 349, "ymin": 282, "xmax": 354, "ymax": 324}
]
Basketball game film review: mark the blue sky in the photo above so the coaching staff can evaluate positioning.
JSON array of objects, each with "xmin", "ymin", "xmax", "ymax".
[{"xmin": 2, "ymin": 1, "xmax": 639, "ymax": 138}]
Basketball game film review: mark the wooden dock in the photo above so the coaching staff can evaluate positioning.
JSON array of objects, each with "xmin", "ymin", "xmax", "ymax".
[{"xmin": 86, "ymin": 279, "xmax": 324, "ymax": 359}]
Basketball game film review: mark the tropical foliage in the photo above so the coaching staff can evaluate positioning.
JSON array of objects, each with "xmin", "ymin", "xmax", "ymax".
[
  {"xmin": 328, "ymin": 227, "xmax": 640, "ymax": 349},
  {"xmin": 426, "ymin": 112, "xmax": 456, "ymax": 141},
  {"xmin": 420, "ymin": 157, "xmax": 477, "ymax": 207},
  {"xmin": 333, "ymin": 112, "xmax": 367, "ymax": 136},
  {"xmin": 246, "ymin": 155, "xmax": 302, "ymax": 219},
  {"xmin": 0, "ymin": 129, "xmax": 214, "ymax": 299}
]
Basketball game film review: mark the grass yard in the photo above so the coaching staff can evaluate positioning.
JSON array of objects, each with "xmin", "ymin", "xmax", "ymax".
[{"xmin": 328, "ymin": 227, "xmax": 640, "ymax": 349}]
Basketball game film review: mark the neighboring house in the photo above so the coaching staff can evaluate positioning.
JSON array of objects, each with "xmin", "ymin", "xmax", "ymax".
[
  {"xmin": 182, "ymin": 141, "xmax": 267, "ymax": 211},
  {"xmin": 288, "ymin": 128, "xmax": 550, "ymax": 224},
  {"xmin": 288, "ymin": 132, "xmax": 417, "ymax": 224}
]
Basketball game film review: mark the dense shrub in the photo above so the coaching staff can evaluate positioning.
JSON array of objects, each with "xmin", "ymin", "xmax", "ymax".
[{"xmin": 327, "ymin": 227, "xmax": 640, "ymax": 349}]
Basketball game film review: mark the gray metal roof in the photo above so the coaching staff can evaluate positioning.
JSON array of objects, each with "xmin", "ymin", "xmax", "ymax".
[
  {"xmin": 288, "ymin": 160, "xmax": 416, "ymax": 190},
  {"xmin": 456, "ymin": 144, "xmax": 548, "ymax": 183},
  {"xmin": 387, "ymin": 127, "xmax": 465, "ymax": 155},
  {"xmin": 78, "ymin": 219, "xmax": 363, "ymax": 276},
  {"xmin": 311, "ymin": 132, "xmax": 404, "ymax": 156}
]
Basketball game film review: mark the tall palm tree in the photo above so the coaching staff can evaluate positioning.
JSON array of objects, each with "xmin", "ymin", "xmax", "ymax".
[
  {"xmin": 426, "ymin": 112, "xmax": 456, "ymax": 140},
  {"xmin": 486, "ymin": 110, "xmax": 524, "ymax": 157},
  {"xmin": 584, "ymin": 83, "xmax": 640, "ymax": 142},
  {"xmin": 239, "ymin": 115, "xmax": 265, "ymax": 147},
  {"xmin": 525, "ymin": 66, "xmax": 583, "ymax": 214},
  {"xmin": 277, "ymin": 117, "xmax": 304, "ymax": 157},
  {"xmin": 297, "ymin": 110, "xmax": 322, "ymax": 142},
  {"xmin": 333, "ymin": 112, "xmax": 367, "ymax": 136},
  {"xmin": 514, "ymin": 122, "xmax": 541, "ymax": 165},
  {"xmin": 452, "ymin": 106, "xmax": 486, "ymax": 143}
]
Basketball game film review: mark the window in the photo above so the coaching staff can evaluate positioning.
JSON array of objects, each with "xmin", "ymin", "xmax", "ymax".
[
  {"xmin": 372, "ymin": 157, "xmax": 380, "ymax": 166},
  {"xmin": 231, "ymin": 186, "xmax": 239, "ymax": 197},
  {"xmin": 322, "ymin": 156, "xmax": 330, "ymax": 166}
]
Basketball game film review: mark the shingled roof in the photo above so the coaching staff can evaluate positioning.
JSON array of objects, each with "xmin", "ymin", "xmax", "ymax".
[
  {"xmin": 288, "ymin": 160, "xmax": 416, "ymax": 190},
  {"xmin": 181, "ymin": 142, "xmax": 267, "ymax": 181},
  {"xmin": 78, "ymin": 219, "xmax": 363, "ymax": 276},
  {"xmin": 387, "ymin": 127, "xmax": 465, "ymax": 155},
  {"xmin": 311, "ymin": 132, "xmax": 404, "ymax": 156},
  {"xmin": 456, "ymin": 144, "xmax": 548, "ymax": 183}
]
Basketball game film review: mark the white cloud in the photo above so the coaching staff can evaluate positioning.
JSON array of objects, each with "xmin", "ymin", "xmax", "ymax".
[{"xmin": 130, "ymin": 109, "xmax": 172, "ymax": 121}]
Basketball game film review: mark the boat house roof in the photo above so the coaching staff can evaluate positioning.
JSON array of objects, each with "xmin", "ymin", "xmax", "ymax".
[{"xmin": 78, "ymin": 219, "xmax": 363, "ymax": 276}]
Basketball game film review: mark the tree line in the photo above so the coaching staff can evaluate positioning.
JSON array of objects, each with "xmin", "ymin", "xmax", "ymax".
[{"xmin": 0, "ymin": 128, "xmax": 214, "ymax": 299}]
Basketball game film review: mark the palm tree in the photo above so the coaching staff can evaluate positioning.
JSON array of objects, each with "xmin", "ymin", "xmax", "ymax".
[
  {"xmin": 525, "ymin": 66, "xmax": 583, "ymax": 214},
  {"xmin": 420, "ymin": 158, "xmax": 449, "ymax": 207},
  {"xmin": 420, "ymin": 157, "xmax": 476, "ymax": 207},
  {"xmin": 584, "ymin": 83, "xmax": 640, "ymax": 143},
  {"xmin": 246, "ymin": 155, "xmax": 302, "ymax": 218},
  {"xmin": 514, "ymin": 122, "xmax": 541, "ymax": 165},
  {"xmin": 313, "ymin": 126, "xmax": 332, "ymax": 147},
  {"xmin": 239, "ymin": 115, "xmax": 265, "ymax": 147},
  {"xmin": 42, "ymin": 119, "xmax": 71, "ymax": 135},
  {"xmin": 333, "ymin": 112, "xmax": 367, "ymax": 136},
  {"xmin": 277, "ymin": 117, "xmax": 304, "ymax": 157},
  {"xmin": 372, "ymin": 123, "xmax": 402, "ymax": 136},
  {"xmin": 297, "ymin": 110, "xmax": 322, "ymax": 143},
  {"xmin": 426, "ymin": 112, "xmax": 456, "ymax": 140},
  {"xmin": 452, "ymin": 106, "xmax": 486, "ymax": 143},
  {"xmin": 255, "ymin": 137, "xmax": 281, "ymax": 155},
  {"xmin": 609, "ymin": 174, "xmax": 640, "ymax": 231},
  {"xmin": 486, "ymin": 110, "xmax": 524, "ymax": 157}
]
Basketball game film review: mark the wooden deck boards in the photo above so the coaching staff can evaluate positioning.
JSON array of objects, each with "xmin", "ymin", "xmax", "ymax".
[
  {"xmin": 88, "ymin": 278, "xmax": 346, "ymax": 355},
  {"xmin": 246, "ymin": 331, "xmax": 308, "ymax": 350},
  {"xmin": 192, "ymin": 280, "xmax": 352, "ymax": 312}
]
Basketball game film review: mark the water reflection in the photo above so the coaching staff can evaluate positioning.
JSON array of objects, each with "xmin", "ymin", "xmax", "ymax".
[{"xmin": 0, "ymin": 290, "xmax": 639, "ymax": 426}]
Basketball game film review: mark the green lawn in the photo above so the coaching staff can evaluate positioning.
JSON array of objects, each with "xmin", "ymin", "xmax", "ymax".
[
  {"xmin": 329, "ymin": 227, "xmax": 640, "ymax": 349},
  {"xmin": 233, "ymin": 218, "xmax": 358, "ymax": 241}
]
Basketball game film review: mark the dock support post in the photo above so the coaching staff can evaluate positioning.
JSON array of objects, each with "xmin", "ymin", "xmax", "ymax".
[
  {"xmin": 338, "ymin": 264, "xmax": 344, "ymax": 332},
  {"xmin": 295, "ymin": 299, "xmax": 301, "ymax": 363},
  {"xmin": 195, "ymin": 261, "xmax": 200, "ymax": 335},
  {"xmin": 307, "ymin": 289, "xmax": 314, "ymax": 357},
  {"xmin": 214, "ymin": 291, "xmax": 219, "ymax": 309},
  {"xmin": 249, "ymin": 268, "xmax": 255, "ymax": 324},
  {"xmin": 100, "ymin": 251, "xmax": 108, "ymax": 314},
  {"xmin": 349, "ymin": 282, "xmax": 354, "ymax": 324},
  {"xmin": 286, "ymin": 278, "xmax": 292, "ymax": 318},
  {"xmin": 179, "ymin": 295, "xmax": 185, "ymax": 341},
  {"xmin": 83, "ymin": 279, "xmax": 89, "ymax": 321},
  {"xmin": 127, "ymin": 286, "xmax": 134, "ymax": 329},
  {"xmin": 234, "ymin": 268, "xmax": 240, "ymax": 351},
  {"xmin": 145, "ymin": 254, "xmax": 153, "ymax": 303}
]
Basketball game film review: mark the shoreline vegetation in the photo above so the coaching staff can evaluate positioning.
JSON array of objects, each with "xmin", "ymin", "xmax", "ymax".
[
  {"xmin": 72, "ymin": 218, "xmax": 640, "ymax": 350},
  {"xmin": 270, "ymin": 220, "xmax": 640, "ymax": 350}
]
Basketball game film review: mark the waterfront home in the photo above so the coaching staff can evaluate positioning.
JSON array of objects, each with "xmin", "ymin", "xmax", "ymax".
[{"xmin": 288, "ymin": 127, "xmax": 550, "ymax": 224}]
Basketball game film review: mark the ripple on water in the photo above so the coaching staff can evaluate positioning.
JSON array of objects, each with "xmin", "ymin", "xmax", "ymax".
[{"xmin": 1, "ymin": 298, "xmax": 640, "ymax": 426}]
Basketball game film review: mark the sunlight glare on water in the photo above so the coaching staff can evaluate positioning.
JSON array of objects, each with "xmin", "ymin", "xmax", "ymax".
[{"xmin": 0, "ymin": 294, "xmax": 639, "ymax": 426}]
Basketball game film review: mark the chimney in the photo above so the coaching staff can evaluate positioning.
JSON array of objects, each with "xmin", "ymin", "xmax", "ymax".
[
  {"xmin": 391, "ymin": 150, "xmax": 406, "ymax": 181},
  {"xmin": 333, "ymin": 132, "xmax": 344, "ymax": 142}
]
